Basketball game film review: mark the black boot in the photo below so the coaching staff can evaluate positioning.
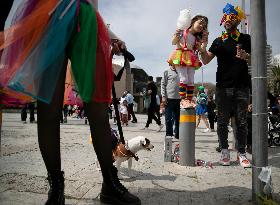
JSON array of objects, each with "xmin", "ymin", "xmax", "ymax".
[
  {"xmin": 45, "ymin": 171, "xmax": 65, "ymax": 205},
  {"xmin": 100, "ymin": 166, "xmax": 141, "ymax": 205}
]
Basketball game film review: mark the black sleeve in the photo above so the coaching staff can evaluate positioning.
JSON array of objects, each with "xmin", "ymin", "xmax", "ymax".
[
  {"xmin": 152, "ymin": 83, "xmax": 157, "ymax": 95},
  {"xmin": 147, "ymin": 83, "xmax": 151, "ymax": 91},
  {"xmin": 209, "ymin": 38, "xmax": 221, "ymax": 56},
  {"xmin": 242, "ymin": 34, "xmax": 251, "ymax": 54}
]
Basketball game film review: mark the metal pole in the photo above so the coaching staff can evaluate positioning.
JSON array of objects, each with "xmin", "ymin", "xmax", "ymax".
[
  {"xmin": 250, "ymin": 0, "xmax": 268, "ymax": 203},
  {"xmin": 179, "ymin": 108, "xmax": 196, "ymax": 166},
  {"xmin": 240, "ymin": 0, "xmax": 246, "ymax": 33}
]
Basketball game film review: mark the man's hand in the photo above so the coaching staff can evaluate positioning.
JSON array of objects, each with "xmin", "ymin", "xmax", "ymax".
[
  {"xmin": 248, "ymin": 104, "xmax": 252, "ymax": 112},
  {"xmin": 111, "ymin": 39, "xmax": 126, "ymax": 55},
  {"xmin": 236, "ymin": 46, "xmax": 250, "ymax": 62}
]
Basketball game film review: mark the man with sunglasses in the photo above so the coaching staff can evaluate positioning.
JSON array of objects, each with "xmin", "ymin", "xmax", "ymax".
[{"xmin": 198, "ymin": 3, "xmax": 251, "ymax": 168}]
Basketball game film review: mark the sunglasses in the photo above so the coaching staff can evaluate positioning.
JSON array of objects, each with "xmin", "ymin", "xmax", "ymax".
[{"xmin": 221, "ymin": 13, "xmax": 238, "ymax": 24}]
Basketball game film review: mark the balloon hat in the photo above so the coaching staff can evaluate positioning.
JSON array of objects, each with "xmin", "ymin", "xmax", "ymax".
[{"xmin": 220, "ymin": 3, "xmax": 246, "ymax": 26}]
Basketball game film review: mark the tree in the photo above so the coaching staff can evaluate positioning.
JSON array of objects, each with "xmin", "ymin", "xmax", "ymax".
[
  {"xmin": 194, "ymin": 82, "xmax": 216, "ymax": 97},
  {"xmin": 269, "ymin": 65, "xmax": 280, "ymax": 95}
]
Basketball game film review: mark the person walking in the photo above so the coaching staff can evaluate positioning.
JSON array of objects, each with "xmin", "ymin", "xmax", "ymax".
[
  {"xmin": 207, "ymin": 95, "xmax": 216, "ymax": 132},
  {"xmin": 0, "ymin": 1, "xmax": 141, "ymax": 204},
  {"xmin": 161, "ymin": 66, "xmax": 180, "ymax": 139},
  {"xmin": 21, "ymin": 102, "xmax": 36, "ymax": 123},
  {"xmin": 142, "ymin": 76, "xmax": 164, "ymax": 131},
  {"xmin": 28, "ymin": 102, "xmax": 36, "ymax": 123},
  {"xmin": 125, "ymin": 91, "xmax": 137, "ymax": 123},
  {"xmin": 21, "ymin": 104, "xmax": 28, "ymax": 123},
  {"xmin": 199, "ymin": 3, "xmax": 251, "ymax": 168}
]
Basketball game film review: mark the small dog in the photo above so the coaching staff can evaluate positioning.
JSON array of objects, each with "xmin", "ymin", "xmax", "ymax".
[
  {"xmin": 113, "ymin": 136, "xmax": 154, "ymax": 175},
  {"xmin": 94, "ymin": 130, "xmax": 154, "ymax": 176}
]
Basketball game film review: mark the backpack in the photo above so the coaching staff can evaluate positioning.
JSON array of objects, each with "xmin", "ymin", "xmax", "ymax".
[{"xmin": 197, "ymin": 93, "xmax": 207, "ymax": 105}]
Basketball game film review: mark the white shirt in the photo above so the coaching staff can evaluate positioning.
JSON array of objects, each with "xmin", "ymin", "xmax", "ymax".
[
  {"xmin": 125, "ymin": 93, "xmax": 134, "ymax": 104},
  {"xmin": 119, "ymin": 105, "xmax": 128, "ymax": 114}
]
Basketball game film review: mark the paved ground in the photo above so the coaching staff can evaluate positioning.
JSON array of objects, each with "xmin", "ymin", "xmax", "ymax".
[{"xmin": 0, "ymin": 112, "xmax": 279, "ymax": 205}]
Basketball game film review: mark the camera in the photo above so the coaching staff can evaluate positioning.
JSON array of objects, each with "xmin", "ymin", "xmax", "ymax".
[{"xmin": 121, "ymin": 48, "xmax": 135, "ymax": 62}]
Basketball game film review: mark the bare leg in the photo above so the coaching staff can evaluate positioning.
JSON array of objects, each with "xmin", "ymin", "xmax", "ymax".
[
  {"xmin": 201, "ymin": 115, "xmax": 210, "ymax": 129},
  {"xmin": 196, "ymin": 115, "xmax": 201, "ymax": 128}
]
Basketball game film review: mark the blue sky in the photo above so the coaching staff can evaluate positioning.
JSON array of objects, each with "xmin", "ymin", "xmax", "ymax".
[
  {"xmin": 99, "ymin": 0, "xmax": 280, "ymax": 83},
  {"xmin": 7, "ymin": 0, "xmax": 280, "ymax": 84}
]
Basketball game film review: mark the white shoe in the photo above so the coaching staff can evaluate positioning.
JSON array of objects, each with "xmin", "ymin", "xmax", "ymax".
[
  {"xmin": 228, "ymin": 126, "xmax": 233, "ymax": 132},
  {"xmin": 237, "ymin": 153, "xmax": 251, "ymax": 168},
  {"xmin": 219, "ymin": 149, "xmax": 230, "ymax": 166},
  {"xmin": 157, "ymin": 124, "xmax": 164, "ymax": 132},
  {"xmin": 203, "ymin": 128, "xmax": 210, "ymax": 133}
]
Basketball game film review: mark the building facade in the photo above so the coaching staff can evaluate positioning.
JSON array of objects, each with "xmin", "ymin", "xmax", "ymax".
[{"xmin": 273, "ymin": 54, "xmax": 280, "ymax": 67}]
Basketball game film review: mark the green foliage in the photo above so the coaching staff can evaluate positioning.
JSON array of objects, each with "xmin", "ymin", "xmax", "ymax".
[
  {"xmin": 194, "ymin": 82, "xmax": 216, "ymax": 96},
  {"xmin": 269, "ymin": 65, "xmax": 280, "ymax": 95}
]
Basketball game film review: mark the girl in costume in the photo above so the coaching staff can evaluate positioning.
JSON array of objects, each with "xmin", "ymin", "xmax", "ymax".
[
  {"xmin": 119, "ymin": 99, "xmax": 129, "ymax": 126},
  {"xmin": 168, "ymin": 10, "xmax": 208, "ymax": 108},
  {"xmin": 0, "ymin": 1, "xmax": 140, "ymax": 204}
]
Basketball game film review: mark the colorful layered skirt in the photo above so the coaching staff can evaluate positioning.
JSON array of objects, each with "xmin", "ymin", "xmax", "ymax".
[
  {"xmin": 0, "ymin": 0, "xmax": 113, "ymax": 106},
  {"xmin": 196, "ymin": 104, "xmax": 208, "ymax": 115},
  {"xmin": 167, "ymin": 48, "xmax": 202, "ymax": 70}
]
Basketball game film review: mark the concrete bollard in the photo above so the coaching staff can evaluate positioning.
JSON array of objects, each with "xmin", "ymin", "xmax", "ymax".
[
  {"xmin": 164, "ymin": 136, "xmax": 173, "ymax": 162},
  {"xmin": 179, "ymin": 108, "xmax": 196, "ymax": 166}
]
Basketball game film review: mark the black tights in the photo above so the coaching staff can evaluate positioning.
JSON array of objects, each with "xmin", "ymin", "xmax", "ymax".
[{"xmin": 37, "ymin": 59, "xmax": 112, "ymax": 182}]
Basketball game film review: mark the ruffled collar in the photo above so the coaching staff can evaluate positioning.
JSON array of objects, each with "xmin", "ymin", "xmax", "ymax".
[{"xmin": 221, "ymin": 29, "xmax": 240, "ymax": 42}]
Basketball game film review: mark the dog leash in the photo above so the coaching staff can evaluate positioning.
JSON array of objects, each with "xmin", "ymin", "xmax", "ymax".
[
  {"xmin": 111, "ymin": 44, "xmax": 135, "ymax": 144},
  {"xmin": 112, "ymin": 57, "xmax": 131, "ymax": 144}
]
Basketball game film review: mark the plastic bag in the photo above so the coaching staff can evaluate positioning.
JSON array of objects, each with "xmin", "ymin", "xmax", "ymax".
[{"xmin": 176, "ymin": 9, "xmax": 191, "ymax": 30}]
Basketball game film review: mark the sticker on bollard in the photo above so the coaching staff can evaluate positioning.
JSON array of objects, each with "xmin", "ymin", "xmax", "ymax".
[
  {"xmin": 164, "ymin": 136, "xmax": 173, "ymax": 162},
  {"xmin": 172, "ymin": 143, "xmax": 180, "ymax": 163}
]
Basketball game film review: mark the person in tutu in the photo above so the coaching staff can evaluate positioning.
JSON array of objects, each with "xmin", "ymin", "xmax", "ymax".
[
  {"xmin": 168, "ymin": 10, "xmax": 208, "ymax": 108},
  {"xmin": 0, "ymin": 1, "xmax": 140, "ymax": 204},
  {"xmin": 195, "ymin": 86, "xmax": 210, "ymax": 133},
  {"xmin": 120, "ymin": 99, "xmax": 129, "ymax": 126}
]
